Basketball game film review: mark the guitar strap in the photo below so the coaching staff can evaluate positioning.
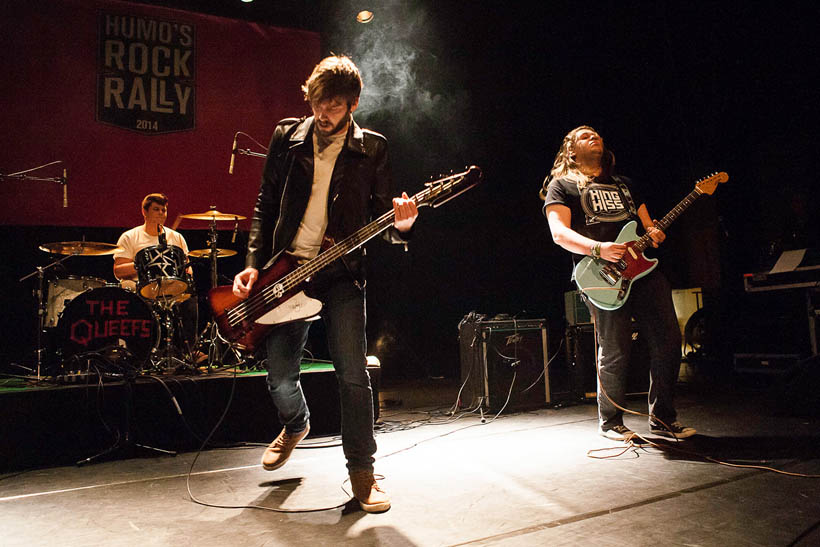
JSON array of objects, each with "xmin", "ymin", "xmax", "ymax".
[{"xmin": 611, "ymin": 175, "xmax": 638, "ymax": 219}]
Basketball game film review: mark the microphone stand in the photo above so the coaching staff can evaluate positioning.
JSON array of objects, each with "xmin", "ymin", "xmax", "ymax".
[
  {"xmin": 0, "ymin": 173, "xmax": 65, "ymax": 183},
  {"xmin": 1, "ymin": 161, "xmax": 67, "ymax": 207},
  {"xmin": 227, "ymin": 132, "xmax": 268, "ymax": 170},
  {"xmin": 236, "ymin": 148, "xmax": 266, "ymax": 160},
  {"xmin": 77, "ymin": 367, "xmax": 177, "ymax": 466}
]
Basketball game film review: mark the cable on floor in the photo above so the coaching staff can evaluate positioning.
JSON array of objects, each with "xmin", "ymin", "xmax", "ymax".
[{"xmin": 584, "ymin": 320, "xmax": 820, "ymax": 478}]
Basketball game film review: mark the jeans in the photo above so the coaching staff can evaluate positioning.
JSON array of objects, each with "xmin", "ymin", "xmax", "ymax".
[
  {"xmin": 586, "ymin": 270, "xmax": 682, "ymax": 430},
  {"xmin": 264, "ymin": 265, "xmax": 376, "ymax": 472}
]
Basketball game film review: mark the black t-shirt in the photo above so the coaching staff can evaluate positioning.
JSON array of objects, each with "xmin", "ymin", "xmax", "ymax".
[{"xmin": 543, "ymin": 174, "xmax": 642, "ymax": 260}]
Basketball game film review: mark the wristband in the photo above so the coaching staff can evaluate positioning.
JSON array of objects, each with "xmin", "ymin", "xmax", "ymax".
[{"xmin": 591, "ymin": 242, "xmax": 601, "ymax": 259}]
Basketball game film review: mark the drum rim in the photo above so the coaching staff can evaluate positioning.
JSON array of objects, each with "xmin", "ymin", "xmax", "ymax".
[
  {"xmin": 134, "ymin": 244, "xmax": 185, "ymax": 260},
  {"xmin": 138, "ymin": 276, "xmax": 190, "ymax": 299},
  {"xmin": 49, "ymin": 275, "xmax": 107, "ymax": 284}
]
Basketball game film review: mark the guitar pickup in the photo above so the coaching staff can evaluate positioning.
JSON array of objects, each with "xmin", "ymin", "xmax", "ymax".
[{"xmin": 599, "ymin": 267, "xmax": 620, "ymax": 286}]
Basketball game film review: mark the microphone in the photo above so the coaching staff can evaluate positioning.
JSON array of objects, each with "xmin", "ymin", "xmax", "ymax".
[
  {"xmin": 228, "ymin": 134, "xmax": 238, "ymax": 174},
  {"xmin": 62, "ymin": 169, "xmax": 68, "ymax": 208},
  {"xmin": 231, "ymin": 218, "xmax": 239, "ymax": 243},
  {"xmin": 158, "ymin": 224, "xmax": 168, "ymax": 249}
]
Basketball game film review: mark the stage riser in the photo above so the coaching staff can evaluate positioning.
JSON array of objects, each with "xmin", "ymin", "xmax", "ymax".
[{"xmin": 0, "ymin": 368, "xmax": 380, "ymax": 472}]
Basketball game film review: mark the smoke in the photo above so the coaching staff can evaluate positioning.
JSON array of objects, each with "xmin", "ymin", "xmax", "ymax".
[{"xmin": 324, "ymin": 1, "xmax": 472, "ymax": 171}]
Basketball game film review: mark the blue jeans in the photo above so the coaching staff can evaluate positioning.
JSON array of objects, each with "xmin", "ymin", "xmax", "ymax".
[
  {"xmin": 586, "ymin": 270, "xmax": 682, "ymax": 430},
  {"xmin": 264, "ymin": 267, "xmax": 376, "ymax": 472}
]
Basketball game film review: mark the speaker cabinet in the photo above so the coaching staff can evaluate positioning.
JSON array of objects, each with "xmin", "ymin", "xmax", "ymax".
[
  {"xmin": 459, "ymin": 317, "xmax": 549, "ymax": 413},
  {"xmin": 564, "ymin": 323, "xmax": 650, "ymax": 399},
  {"xmin": 564, "ymin": 290, "xmax": 592, "ymax": 326}
]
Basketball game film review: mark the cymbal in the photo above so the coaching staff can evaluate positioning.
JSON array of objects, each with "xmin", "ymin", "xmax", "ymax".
[
  {"xmin": 188, "ymin": 248, "xmax": 238, "ymax": 258},
  {"xmin": 180, "ymin": 210, "xmax": 247, "ymax": 221},
  {"xmin": 39, "ymin": 241, "xmax": 123, "ymax": 256}
]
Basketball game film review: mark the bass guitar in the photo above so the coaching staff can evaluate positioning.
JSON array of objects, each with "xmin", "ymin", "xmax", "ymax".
[
  {"xmin": 574, "ymin": 171, "xmax": 728, "ymax": 310},
  {"xmin": 209, "ymin": 166, "xmax": 483, "ymax": 350}
]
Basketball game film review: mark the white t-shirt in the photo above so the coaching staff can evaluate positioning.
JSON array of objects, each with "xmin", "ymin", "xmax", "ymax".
[
  {"xmin": 289, "ymin": 130, "xmax": 345, "ymax": 260},
  {"xmin": 114, "ymin": 226, "xmax": 189, "ymax": 280}
]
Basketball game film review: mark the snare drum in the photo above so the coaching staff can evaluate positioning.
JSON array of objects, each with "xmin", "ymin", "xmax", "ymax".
[
  {"xmin": 57, "ymin": 286, "xmax": 158, "ymax": 367},
  {"xmin": 134, "ymin": 244, "xmax": 189, "ymax": 300},
  {"xmin": 45, "ymin": 276, "xmax": 107, "ymax": 327}
]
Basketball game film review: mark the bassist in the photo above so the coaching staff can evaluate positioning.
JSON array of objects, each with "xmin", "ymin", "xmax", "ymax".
[
  {"xmin": 232, "ymin": 55, "xmax": 418, "ymax": 512},
  {"xmin": 542, "ymin": 126, "xmax": 695, "ymax": 442}
]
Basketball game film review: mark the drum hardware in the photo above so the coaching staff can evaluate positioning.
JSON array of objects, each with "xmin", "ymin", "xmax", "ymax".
[
  {"xmin": 188, "ymin": 248, "xmax": 238, "ymax": 258},
  {"xmin": 20, "ymin": 238, "xmax": 118, "ymax": 379},
  {"xmin": 179, "ymin": 209, "xmax": 247, "ymax": 222},
  {"xmin": 134, "ymin": 244, "xmax": 189, "ymax": 300},
  {"xmin": 180, "ymin": 207, "xmax": 244, "ymax": 290},
  {"xmin": 45, "ymin": 276, "xmax": 107, "ymax": 327},
  {"xmin": 39, "ymin": 240, "xmax": 123, "ymax": 256},
  {"xmin": 180, "ymin": 206, "xmax": 244, "ymax": 288},
  {"xmin": 19, "ymin": 253, "xmax": 75, "ymax": 379},
  {"xmin": 148, "ymin": 296, "xmax": 198, "ymax": 374},
  {"xmin": 181, "ymin": 207, "xmax": 246, "ymax": 369}
]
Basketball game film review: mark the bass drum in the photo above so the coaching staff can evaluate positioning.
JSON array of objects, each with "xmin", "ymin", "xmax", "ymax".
[
  {"xmin": 57, "ymin": 286, "xmax": 158, "ymax": 369},
  {"xmin": 45, "ymin": 276, "xmax": 107, "ymax": 328}
]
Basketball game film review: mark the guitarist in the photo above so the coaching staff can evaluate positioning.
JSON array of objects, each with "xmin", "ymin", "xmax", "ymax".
[
  {"xmin": 232, "ymin": 55, "xmax": 417, "ymax": 513},
  {"xmin": 542, "ymin": 126, "xmax": 695, "ymax": 442}
]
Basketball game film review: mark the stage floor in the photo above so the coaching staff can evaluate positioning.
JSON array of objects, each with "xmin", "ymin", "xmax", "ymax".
[{"xmin": 2, "ymin": 378, "xmax": 820, "ymax": 546}]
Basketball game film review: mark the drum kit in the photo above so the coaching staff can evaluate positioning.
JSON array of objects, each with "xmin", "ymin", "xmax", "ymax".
[{"xmin": 23, "ymin": 209, "xmax": 248, "ymax": 379}]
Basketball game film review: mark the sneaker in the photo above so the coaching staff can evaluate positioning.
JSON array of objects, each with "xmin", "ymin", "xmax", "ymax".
[
  {"xmin": 261, "ymin": 423, "xmax": 310, "ymax": 471},
  {"xmin": 599, "ymin": 424, "xmax": 637, "ymax": 442},
  {"xmin": 349, "ymin": 470, "xmax": 391, "ymax": 513},
  {"xmin": 650, "ymin": 420, "xmax": 696, "ymax": 439}
]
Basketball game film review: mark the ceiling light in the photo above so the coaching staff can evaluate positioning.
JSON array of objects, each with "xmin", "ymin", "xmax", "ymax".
[{"xmin": 356, "ymin": 10, "xmax": 374, "ymax": 23}]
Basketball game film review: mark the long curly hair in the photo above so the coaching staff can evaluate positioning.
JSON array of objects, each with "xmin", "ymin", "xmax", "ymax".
[{"xmin": 539, "ymin": 125, "xmax": 615, "ymax": 200}]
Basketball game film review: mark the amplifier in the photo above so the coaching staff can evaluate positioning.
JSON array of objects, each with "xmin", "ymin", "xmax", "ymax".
[
  {"xmin": 564, "ymin": 290, "xmax": 592, "ymax": 325},
  {"xmin": 564, "ymin": 323, "xmax": 650, "ymax": 398},
  {"xmin": 733, "ymin": 353, "xmax": 801, "ymax": 375},
  {"xmin": 459, "ymin": 316, "xmax": 549, "ymax": 413}
]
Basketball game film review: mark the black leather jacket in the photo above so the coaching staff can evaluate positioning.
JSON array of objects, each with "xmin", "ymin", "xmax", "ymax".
[{"xmin": 246, "ymin": 116, "xmax": 410, "ymax": 285}]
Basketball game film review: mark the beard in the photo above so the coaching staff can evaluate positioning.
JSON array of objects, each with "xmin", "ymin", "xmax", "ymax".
[{"xmin": 314, "ymin": 111, "xmax": 351, "ymax": 137}]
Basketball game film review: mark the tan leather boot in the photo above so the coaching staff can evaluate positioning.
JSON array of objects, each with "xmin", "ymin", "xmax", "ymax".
[
  {"xmin": 349, "ymin": 469, "xmax": 390, "ymax": 513},
  {"xmin": 261, "ymin": 423, "xmax": 310, "ymax": 471}
]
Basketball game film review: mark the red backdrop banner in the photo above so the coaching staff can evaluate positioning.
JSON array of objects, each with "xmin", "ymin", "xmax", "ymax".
[{"xmin": 0, "ymin": 0, "xmax": 320, "ymax": 228}]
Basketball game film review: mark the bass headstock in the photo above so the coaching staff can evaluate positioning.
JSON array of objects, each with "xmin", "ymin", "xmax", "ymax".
[{"xmin": 417, "ymin": 165, "xmax": 483, "ymax": 209}]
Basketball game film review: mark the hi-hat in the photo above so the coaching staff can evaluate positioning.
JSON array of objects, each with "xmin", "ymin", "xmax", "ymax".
[
  {"xmin": 39, "ymin": 241, "xmax": 122, "ymax": 256},
  {"xmin": 188, "ymin": 248, "xmax": 238, "ymax": 258},
  {"xmin": 180, "ymin": 210, "xmax": 246, "ymax": 221}
]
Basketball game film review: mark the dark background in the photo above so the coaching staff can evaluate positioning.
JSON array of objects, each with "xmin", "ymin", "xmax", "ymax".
[{"xmin": 4, "ymin": 1, "xmax": 819, "ymax": 382}]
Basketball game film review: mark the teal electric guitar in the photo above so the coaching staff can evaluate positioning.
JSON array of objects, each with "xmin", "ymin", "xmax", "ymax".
[{"xmin": 574, "ymin": 171, "xmax": 728, "ymax": 310}]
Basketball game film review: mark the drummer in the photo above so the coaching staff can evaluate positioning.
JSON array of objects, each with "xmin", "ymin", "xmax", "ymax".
[
  {"xmin": 113, "ymin": 193, "xmax": 191, "ymax": 284},
  {"xmin": 113, "ymin": 193, "xmax": 199, "ymax": 359}
]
